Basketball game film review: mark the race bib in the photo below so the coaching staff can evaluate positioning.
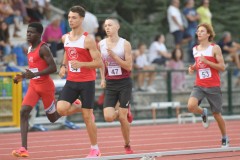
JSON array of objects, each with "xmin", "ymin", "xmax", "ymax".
[
  {"xmin": 29, "ymin": 68, "xmax": 40, "ymax": 79},
  {"xmin": 69, "ymin": 61, "xmax": 80, "ymax": 72},
  {"xmin": 199, "ymin": 68, "xmax": 211, "ymax": 79},
  {"xmin": 108, "ymin": 66, "xmax": 122, "ymax": 76}
]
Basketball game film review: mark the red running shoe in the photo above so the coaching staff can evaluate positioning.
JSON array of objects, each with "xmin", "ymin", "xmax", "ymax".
[
  {"xmin": 127, "ymin": 104, "xmax": 133, "ymax": 123},
  {"xmin": 86, "ymin": 148, "xmax": 101, "ymax": 157},
  {"xmin": 12, "ymin": 147, "xmax": 29, "ymax": 157},
  {"xmin": 124, "ymin": 144, "xmax": 134, "ymax": 154},
  {"xmin": 74, "ymin": 99, "xmax": 81, "ymax": 105}
]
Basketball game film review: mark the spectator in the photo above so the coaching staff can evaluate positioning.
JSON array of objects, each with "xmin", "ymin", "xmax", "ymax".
[
  {"xmin": 34, "ymin": 0, "xmax": 50, "ymax": 20},
  {"xmin": 95, "ymin": 21, "xmax": 106, "ymax": 42},
  {"xmin": 134, "ymin": 43, "xmax": 156, "ymax": 92},
  {"xmin": 167, "ymin": 48, "xmax": 186, "ymax": 91},
  {"xmin": 148, "ymin": 34, "xmax": 171, "ymax": 66},
  {"xmin": 23, "ymin": 0, "xmax": 44, "ymax": 22},
  {"xmin": 167, "ymin": 0, "xmax": 191, "ymax": 49},
  {"xmin": 197, "ymin": 0, "xmax": 212, "ymax": 25},
  {"xmin": 42, "ymin": 15, "xmax": 63, "ymax": 58},
  {"xmin": 0, "ymin": 0, "xmax": 22, "ymax": 37},
  {"xmin": 218, "ymin": 31, "xmax": 240, "ymax": 69},
  {"xmin": 183, "ymin": 0, "xmax": 199, "ymax": 62},
  {"xmin": 82, "ymin": 11, "xmax": 99, "ymax": 39},
  {"xmin": 0, "ymin": 21, "xmax": 15, "ymax": 63},
  {"xmin": 11, "ymin": 0, "xmax": 30, "ymax": 24}
]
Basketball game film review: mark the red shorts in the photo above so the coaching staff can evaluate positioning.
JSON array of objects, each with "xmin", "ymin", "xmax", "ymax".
[{"xmin": 22, "ymin": 78, "xmax": 55, "ymax": 109}]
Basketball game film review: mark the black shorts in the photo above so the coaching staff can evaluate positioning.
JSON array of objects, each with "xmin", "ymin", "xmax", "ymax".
[
  {"xmin": 104, "ymin": 77, "xmax": 132, "ymax": 108},
  {"xmin": 58, "ymin": 80, "xmax": 95, "ymax": 109}
]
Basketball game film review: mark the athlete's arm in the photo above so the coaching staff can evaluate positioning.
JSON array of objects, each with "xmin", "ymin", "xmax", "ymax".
[
  {"xmin": 35, "ymin": 44, "xmax": 57, "ymax": 77},
  {"xmin": 107, "ymin": 40, "xmax": 133, "ymax": 71},
  {"xmin": 98, "ymin": 43, "xmax": 106, "ymax": 88},
  {"xmin": 59, "ymin": 34, "xmax": 67, "ymax": 78},
  {"xmin": 70, "ymin": 36, "xmax": 103, "ymax": 69},
  {"xmin": 188, "ymin": 62, "xmax": 196, "ymax": 75},
  {"xmin": 200, "ymin": 45, "xmax": 225, "ymax": 72}
]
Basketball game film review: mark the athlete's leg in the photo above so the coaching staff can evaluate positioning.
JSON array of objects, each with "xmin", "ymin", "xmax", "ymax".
[
  {"xmin": 213, "ymin": 113, "xmax": 226, "ymax": 136},
  {"xmin": 82, "ymin": 108, "xmax": 97, "ymax": 145},
  {"xmin": 20, "ymin": 105, "xmax": 33, "ymax": 149},
  {"xmin": 57, "ymin": 81, "xmax": 82, "ymax": 116},
  {"xmin": 187, "ymin": 86, "xmax": 205, "ymax": 114},
  {"xmin": 206, "ymin": 87, "xmax": 227, "ymax": 137},
  {"xmin": 118, "ymin": 107, "xmax": 130, "ymax": 145},
  {"xmin": 81, "ymin": 81, "xmax": 100, "ymax": 157}
]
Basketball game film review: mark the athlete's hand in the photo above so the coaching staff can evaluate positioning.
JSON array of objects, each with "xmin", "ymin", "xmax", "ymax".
[
  {"xmin": 100, "ymin": 79, "xmax": 106, "ymax": 88},
  {"xmin": 70, "ymin": 60, "xmax": 81, "ymax": 69},
  {"xmin": 59, "ymin": 67, "xmax": 66, "ymax": 78},
  {"xmin": 106, "ymin": 49, "xmax": 116, "ymax": 58},
  {"xmin": 25, "ymin": 69, "xmax": 36, "ymax": 79},
  {"xmin": 188, "ymin": 65, "xmax": 195, "ymax": 75},
  {"xmin": 13, "ymin": 74, "xmax": 24, "ymax": 84}
]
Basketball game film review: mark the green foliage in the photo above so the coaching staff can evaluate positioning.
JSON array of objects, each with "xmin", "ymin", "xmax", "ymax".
[{"xmin": 51, "ymin": 0, "xmax": 240, "ymax": 46}]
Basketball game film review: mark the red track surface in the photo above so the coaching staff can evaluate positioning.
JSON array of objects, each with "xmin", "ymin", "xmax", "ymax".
[{"xmin": 0, "ymin": 120, "xmax": 240, "ymax": 160}]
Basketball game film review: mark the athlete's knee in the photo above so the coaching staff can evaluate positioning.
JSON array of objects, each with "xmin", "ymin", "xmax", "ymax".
[
  {"xmin": 187, "ymin": 104, "xmax": 196, "ymax": 112},
  {"xmin": 20, "ymin": 106, "xmax": 32, "ymax": 119},
  {"xmin": 47, "ymin": 112, "xmax": 60, "ymax": 123},
  {"xmin": 104, "ymin": 114, "xmax": 115, "ymax": 122},
  {"xmin": 118, "ymin": 113, "xmax": 127, "ymax": 123}
]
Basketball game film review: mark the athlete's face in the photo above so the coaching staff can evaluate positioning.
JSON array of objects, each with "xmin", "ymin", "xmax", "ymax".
[
  {"xmin": 68, "ymin": 11, "xmax": 83, "ymax": 29},
  {"xmin": 27, "ymin": 27, "xmax": 40, "ymax": 43},
  {"xmin": 104, "ymin": 19, "xmax": 119, "ymax": 36},
  {"xmin": 196, "ymin": 26, "xmax": 209, "ymax": 42}
]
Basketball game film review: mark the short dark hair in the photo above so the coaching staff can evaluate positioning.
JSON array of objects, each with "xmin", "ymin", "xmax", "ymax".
[
  {"xmin": 28, "ymin": 22, "xmax": 43, "ymax": 34},
  {"xmin": 69, "ymin": 5, "xmax": 85, "ymax": 17}
]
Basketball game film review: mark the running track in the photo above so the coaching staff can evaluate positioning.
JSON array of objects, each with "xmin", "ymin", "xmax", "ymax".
[{"xmin": 0, "ymin": 120, "xmax": 240, "ymax": 160}]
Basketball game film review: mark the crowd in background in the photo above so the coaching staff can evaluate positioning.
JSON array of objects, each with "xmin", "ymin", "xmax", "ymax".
[{"xmin": 0, "ymin": 0, "xmax": 240, "ymax": 91}]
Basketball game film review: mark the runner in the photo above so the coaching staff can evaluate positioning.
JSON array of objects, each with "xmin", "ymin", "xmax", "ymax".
[
  {"xmin": 57, "ymin": 5, "xmax": 102, "ymax": 157},
  {"xmin": 187, "ymin": 23, "xmax": 229, "ymax": 147},
  {"xmin": 99, "ymin": 17, "xmax": 134, "ymax": 154}
]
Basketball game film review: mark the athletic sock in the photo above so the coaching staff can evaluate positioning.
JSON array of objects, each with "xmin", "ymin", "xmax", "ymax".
[{"xmin": 91, "ymin": 144, "xmax": 99, "ymax": 150}]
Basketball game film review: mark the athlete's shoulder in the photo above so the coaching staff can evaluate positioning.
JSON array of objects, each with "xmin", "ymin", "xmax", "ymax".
[
  {"xmin": 62, "ymin": 32, "xmax": 70, "ymax": 42},
  {"xmin": 212, "ymin": 43, "xmax": 221, "ymax": 51}
]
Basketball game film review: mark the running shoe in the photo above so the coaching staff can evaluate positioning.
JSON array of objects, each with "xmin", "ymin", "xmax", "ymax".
[
  {"xmin": 86, "ymin": 149, "xmax": 101, "ymax": 157},
  {"xmin": 127, "ymin": 104, "xmax": 133, "ymax": 123},
  {"xmin": 221, "ymin": 137, "xmax": 229, "ymax": 148},
  {"xmin": 31, "ymin": 124, "xmax": 48, "ymax": 131},
  {"xmin": 12, "ymin": 147, "xmax": 29, "ymax": 157},
  {"xmin": 64, "ymin": 120, "xmax": 80, "ymax": 129},
  {"xmin": 124, "ymin": 144, "xmax": 134, "ymax": 154},
  {"xmin": 74, "ymin": 99, "xmax": 81, "ymax": 105},
  {"xmin": 201, "ymin": 108, "xmax": 209, "ymax": 128}
]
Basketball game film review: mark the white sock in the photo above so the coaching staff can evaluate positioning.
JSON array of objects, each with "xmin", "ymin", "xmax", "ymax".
[{"xmin": 91, "ymin": 144, "xmax": 99, "ymax": 150}]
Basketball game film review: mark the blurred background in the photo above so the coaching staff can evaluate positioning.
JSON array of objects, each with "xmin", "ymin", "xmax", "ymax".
[{"xmin": 0, "ymin": 0, "xmax": 240, "ymax": 131}]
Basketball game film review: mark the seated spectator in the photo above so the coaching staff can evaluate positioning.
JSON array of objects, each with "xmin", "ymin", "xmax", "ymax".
[
  {"xmin": 148, "ymin": 34, "xmax": 171, "ymax": 67},
  {"xmin": 218, "ymin": 31, "xmax": 240, "ymax": 69},
  {"xmin": 0, "ymin": 0, "xmax": 22, "ymax": 37},
  {"xmin": 11, "ymin": 0, "xmax": 30, "ymax": 24},
  {"xmin": 134, "ymin": 43, "xmax": 156, "ymax": 92},
  {"xmin": 42, "ymin": 15, "xmax": 63, "ymax": 58},
  {"xmin": 166, "ymin": 48, "xmax": 186, "ymax": 91},
  {"xmin": 23, "ymin": 0, "xmax": 44, "ymax": 22},
  {"xmin": 0, "ymin": 21, "xmax": 16, "ymax": 63},
  {"xmin": 34, "ymin": 0, "xmax": 51, "ymax": 20}
]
